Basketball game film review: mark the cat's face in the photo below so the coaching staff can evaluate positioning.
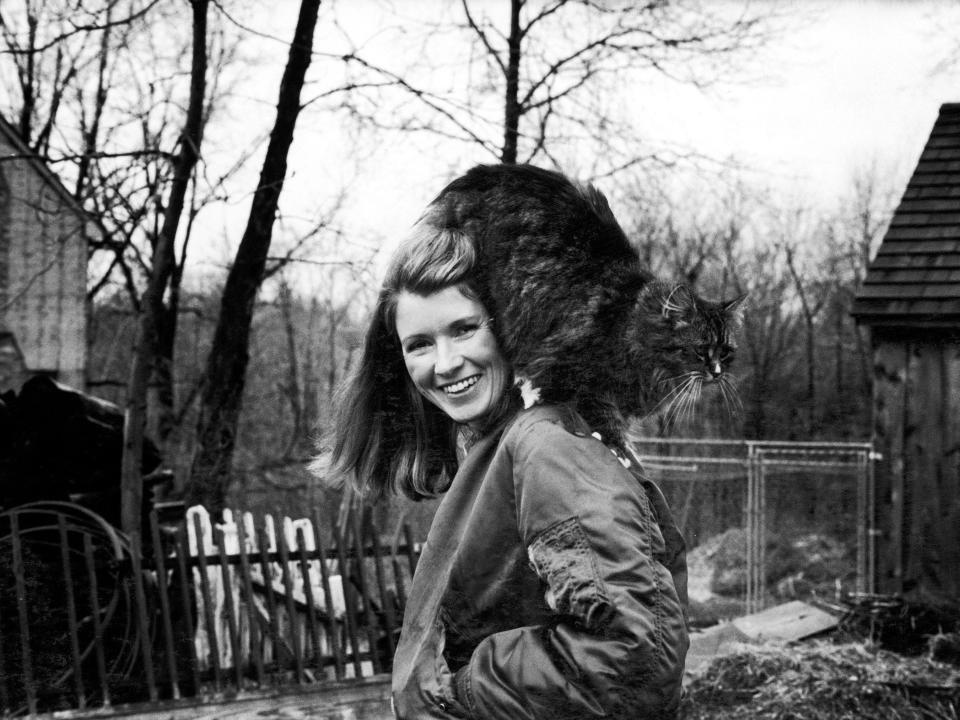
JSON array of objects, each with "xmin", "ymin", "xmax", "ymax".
[{"xmin": 642, "ymin": 285, "xmax": 745, "ymax": 424}]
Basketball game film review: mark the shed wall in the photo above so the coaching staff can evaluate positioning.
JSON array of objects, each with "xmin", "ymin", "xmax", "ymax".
[
  {"xmin": 0, "ymin": 134, "xmax": 87, "ymax": 389},
  {"xmin": 872, "ymin": 329, "xmax": 960, "ymax": 603}
]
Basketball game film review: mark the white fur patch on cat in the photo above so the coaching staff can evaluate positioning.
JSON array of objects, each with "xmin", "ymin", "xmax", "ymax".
[{"xmin": 516, "ymin": 376, "xmax": 542, "ymax": 409}]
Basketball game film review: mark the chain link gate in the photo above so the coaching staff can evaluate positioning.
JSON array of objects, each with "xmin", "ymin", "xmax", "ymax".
[{"xmin": 629, "ymin": 438, "xmax": 878, "ymax": 614}]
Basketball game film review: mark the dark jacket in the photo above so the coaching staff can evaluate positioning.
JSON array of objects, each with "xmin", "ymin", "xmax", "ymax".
[{"xmin": 392, "ymin": 404, "xmax": 689, "ymax": 719}]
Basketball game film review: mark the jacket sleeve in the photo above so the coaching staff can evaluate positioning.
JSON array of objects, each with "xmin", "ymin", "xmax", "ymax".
[{"xmin": 452, "ymin": 419, "xmax": 688, "ymax": 720}]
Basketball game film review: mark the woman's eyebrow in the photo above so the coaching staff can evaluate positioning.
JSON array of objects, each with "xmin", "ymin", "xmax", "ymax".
[
  {"xmin": 399, "ymin": 330, "xmax": 428, "ymax": 345},
  {"xmin": 449, "ymin": 314, "xmax": 483, "ymax": 327}
]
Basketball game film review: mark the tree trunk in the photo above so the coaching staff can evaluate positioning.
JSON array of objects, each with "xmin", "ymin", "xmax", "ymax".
[
  {"xmin": 121, "ymin": 0, "xmax": 208, "ymax": 535},
  {"xmin": 805, "ymin": 315, "xmax": 815, "ymax": 434},
  {"xmin": 501, "ymin": 0, "xmax": 521, "ymax": 164},
  {"xmin": 187, "ymin": 0, "xmax": 321, "ymax": 512}
]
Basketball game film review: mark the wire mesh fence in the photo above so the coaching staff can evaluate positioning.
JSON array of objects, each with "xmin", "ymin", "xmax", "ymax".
[{"xmin": 629, "ymin": 438, "xmax": 878, "ymax": 616}]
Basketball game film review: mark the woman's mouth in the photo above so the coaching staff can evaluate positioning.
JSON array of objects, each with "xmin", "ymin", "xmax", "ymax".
[{"xmin": 442, "ymin": 375, "xmax": 481, "ymax": 395}]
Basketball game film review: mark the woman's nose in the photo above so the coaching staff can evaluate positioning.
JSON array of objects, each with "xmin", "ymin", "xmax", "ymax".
[{"xmin": 434, "ymin": 338, "xmax": 464, "ymax": 376}]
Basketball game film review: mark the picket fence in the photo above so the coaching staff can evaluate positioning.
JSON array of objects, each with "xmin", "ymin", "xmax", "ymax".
[{"xmin": 0, "ymin": 501, "xmax": 420, "ymax": 716}]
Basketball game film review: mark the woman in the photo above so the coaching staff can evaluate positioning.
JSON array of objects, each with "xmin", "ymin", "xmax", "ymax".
[{"xmin": 327, "ymin": 221, "xmax": 689, "ymax": 719}]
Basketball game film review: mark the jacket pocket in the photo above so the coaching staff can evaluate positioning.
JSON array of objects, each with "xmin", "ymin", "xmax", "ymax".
[{"xmin": 527, "ymin": 516, "xmax": 614, "ymax": 630}]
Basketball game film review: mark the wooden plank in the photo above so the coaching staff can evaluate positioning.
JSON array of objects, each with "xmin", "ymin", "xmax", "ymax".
[
  {"xmin": 912, "ymin": 160, "xmax": 960, "ymax": 174},
  {"xmin": 0, "ymin": 591, "xmax": 9, "ymax": 711},
  {"xmin": 215, "ymin": 526, "xmax": 244, "ymax": 689},
  {"xmin": 9, "ymin": 513, "xmax": 37, "ymax": 715},
  {"xmin": 83, "ymin": 533, "xmax": 111, "ymax": 707},
  {"xmin": 173, "ymin": 518, "xmax": 201, "ymax": 694},
  {"xmin": 58, "ymin": 514, "xmax": 86, "ymax": 709},
  {"xmin": 192, "ymin": 513, "xmax": 222, "ymax": 690},
  {"xmin": 865, "ymin": 268, "xmax": 960, "ymax": 283},
  {"xmin": 902, "ymin": 186, "xmax": 960, "ymax": 200},
  {"xmin": 334, "ymin": 523, "xmax": 364, "ymax": 679},
  {"xmin": 149, "ymin": 511, "xmax": 181, "ymax": 700},
  {"xmin": 889, "ymin": 212, "xmax": 960, "ymax": 227},
  {"xmin": 868, "ymin": 253, "xmax": 960, "ymax": 269},
  {"xmin": 731, "ymin": 600, "xmax": 838, "ymax": 642},
  {"xmin": 351, "ymin": 514, "xmax": 382, "ymax": 674},
  {"xmin": 294, "ymin": 527, "xmax": 325, "ymax": 678},
  {"xmin": 403, "ymin": 524, "xmax": 418, "ymax": 576},
  {"xmin": 129, "ymin": 532, "xmax": 159, "ymax": 702},
  {"xmin": 233, "ymin": 514, "xmax": 265, "ymax": 686},
  {"xmin": 895, "ymin": 198, "xmax": 960, "ymax": 213},
  {"xmin": 255, "ymin": 522, "xmax": 284, "ymax": 673},
  {"xmin": 905, "ymin": 172, "xmax": 960, "ymax": 188},
  {"xmin": 930, "ymin": 121, "xmax": 960, "ymax": 135},
  {"xmin": 920, "ymin": 133, "xmax": 960, "ymax": 150},
  {"xmin": 853, "ymin": 298, "xmax": 960, "ymax": 317},
  {"xmin": 311, "ymin": 508, "xmax": 344, "ymax": 681},
  {"xmin": 920, "ymin": 148, "xmax": 960, "ymax": 162},
  {"xmin": 856, "ymin": 284, "xmax": 960, "ymax": 299},
  {"xmin": 872, "ymin": 338, "xmax": 907, "ymax": 592},
  {"xmin": 74, "ymin": 676, "xmax": 393, "ymax": 720},
  {"xmin": 274, "ymin": 516, "xmax": 305, "ymax": 683},
  {"xmin": 876, "ymin": 236, "xmax": 960, "ymax": 250},
  {"xmin": 937, "ymin": 343, "xmax": 960, "ymax": 599},
  {"xmin": 391, "ymin": 550, "xmax": 408, "ymax": 612},
  {"xmin": 368, "ymin": 519, "xmax": 397, "ymax": 659},
  {"xmin": 902, "ymin": 340, "xmax": 942, "ymax": 596}
]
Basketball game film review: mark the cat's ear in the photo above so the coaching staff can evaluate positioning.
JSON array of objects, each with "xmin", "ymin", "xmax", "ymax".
[
  {"xmin": 721, "ymin": 293, "xmax": 747, "ymax": 320},
  {"xmin": 661, "ymin": 284, "xmax": 695, "ymax": 327}
]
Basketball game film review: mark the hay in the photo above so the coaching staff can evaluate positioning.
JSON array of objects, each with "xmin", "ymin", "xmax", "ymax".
[{"xmin": 680, "ymin": 640, "xmax": 960, "ymax": 720}]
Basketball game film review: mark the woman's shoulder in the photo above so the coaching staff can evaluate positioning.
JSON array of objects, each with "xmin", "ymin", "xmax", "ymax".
[
  {"xmin": 502, "ymin": 403, "xmax": 603, "ymax": 453},
  {"xmin": 506, "ymin": 402, "xmax": 583, "ymax": 433}
]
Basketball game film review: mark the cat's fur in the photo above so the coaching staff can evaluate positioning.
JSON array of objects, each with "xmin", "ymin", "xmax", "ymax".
[{"xmin": 421, "ymin": 163, "xmax": 744, "ymax": 445}]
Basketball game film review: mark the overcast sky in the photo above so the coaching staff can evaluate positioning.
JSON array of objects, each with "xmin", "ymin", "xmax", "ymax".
[{"xmin": 195, "ymin": 0, "xmax": 960, "ymax": 281}]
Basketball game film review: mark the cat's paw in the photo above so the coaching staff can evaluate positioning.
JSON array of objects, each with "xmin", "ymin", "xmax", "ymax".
[{"xmin": 516, "ymin": 376, "xmax": 542, "ymax": 409}]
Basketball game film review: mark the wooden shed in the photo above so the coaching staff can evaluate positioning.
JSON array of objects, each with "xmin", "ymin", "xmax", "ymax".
[
  {"xmin": 852, "ymin": 102, "xmax": 960, "ymax": 605},
  {"xmin": 0, "ymin": 115, "xmax": 94, "ymax": 392}
]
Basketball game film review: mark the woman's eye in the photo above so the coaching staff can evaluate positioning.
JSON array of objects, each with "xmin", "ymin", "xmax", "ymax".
[
  {"xmin": 453, "ymin": 323, "xmax": 479, "ymax": 339},
  {"xmin": 405, "ymin": 340, "xmax": 431, "ymax": 355}
]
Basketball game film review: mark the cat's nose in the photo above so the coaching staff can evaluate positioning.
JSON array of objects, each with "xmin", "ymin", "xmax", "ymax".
[{"xmin": 709, "ymin": 362, "xmax": 723, "ymax": 378}]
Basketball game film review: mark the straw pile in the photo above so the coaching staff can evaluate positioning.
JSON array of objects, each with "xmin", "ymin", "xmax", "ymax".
[{"xmin": 680, "ymin": 640, "xmax": 960, "ymax": 720}]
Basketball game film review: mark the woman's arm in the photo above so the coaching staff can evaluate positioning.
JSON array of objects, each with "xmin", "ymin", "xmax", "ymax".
[{"xmin": 451, "ymin": 418, "xmax": 688, "ymax": 719}]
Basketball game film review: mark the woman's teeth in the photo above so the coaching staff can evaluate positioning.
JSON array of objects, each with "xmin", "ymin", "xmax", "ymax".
[{"xmin": 444, "ymin": 376, "xmax": 480, "ymax": 394}]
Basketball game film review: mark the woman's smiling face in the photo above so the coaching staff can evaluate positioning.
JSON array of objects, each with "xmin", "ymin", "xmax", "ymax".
[{"xmin": 395, "ymin": 285, "xmax": 509, "ymax": 428}]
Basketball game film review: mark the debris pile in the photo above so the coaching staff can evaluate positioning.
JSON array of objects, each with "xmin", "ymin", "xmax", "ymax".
[{"xmin": 681, "ymin": 640, "xmax": 960, "ymax": 720}]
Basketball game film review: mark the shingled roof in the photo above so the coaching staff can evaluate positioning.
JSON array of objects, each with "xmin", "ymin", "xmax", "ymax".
[{"xmin": 852, "ymin": 102, "xmax": 960, "ymax": 327}]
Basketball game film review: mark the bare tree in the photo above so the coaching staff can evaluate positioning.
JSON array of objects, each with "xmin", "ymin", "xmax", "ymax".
[
  {"xmin": 782, "ymin": 234, "xmax": 828, "ymax": 436},
  {"xmin": 188, "ymin": 0, "xmax": 321, "ymax": 513},
  {"xmin": 334, "ymin": 0, "xmax": 770, "ymax": 174},
  {"xmin": 120, "ymin": 0, "xmax": 209, "ymax": 535}
]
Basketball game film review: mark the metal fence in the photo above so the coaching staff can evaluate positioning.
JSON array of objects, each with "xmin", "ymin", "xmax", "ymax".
[
  {"xmin": 0, "ymin": 501, "xmax": 418, "ymax": 717},
  {"xmin": 629, "ymin": 438, "xmax": 878, "ymax": 614}
]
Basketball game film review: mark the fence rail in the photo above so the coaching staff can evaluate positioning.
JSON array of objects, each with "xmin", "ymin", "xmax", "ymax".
[
  {"xmin": 0, "ymin": 501, "xmax": 418, "ymax": 717},
  {"xmin": 629, "ymin": 437, "xmax": 877, "ymax": 614}
]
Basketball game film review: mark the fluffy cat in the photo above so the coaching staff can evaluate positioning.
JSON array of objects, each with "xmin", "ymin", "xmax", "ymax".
[{"xmin": 421, "ymin": 163, "xmax": 744, "ymax": 446}]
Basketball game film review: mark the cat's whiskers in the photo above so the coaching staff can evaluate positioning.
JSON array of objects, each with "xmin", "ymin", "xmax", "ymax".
[
  {"xmin": 717, "ymin": 374, "xmax": 743, "ymax": 417},
  {"xmin": 651, "ymin": 372, "xmax": 694, "ymax": 416},
  {"xmin": 660, "ymin": 372, "xmax": 700, "ymax": 429}
]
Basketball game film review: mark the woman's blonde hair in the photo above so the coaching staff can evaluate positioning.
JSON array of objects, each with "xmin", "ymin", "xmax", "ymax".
[{"xmin": 320, "ymin": 218, "xmax": 515, "ymax": 500}]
